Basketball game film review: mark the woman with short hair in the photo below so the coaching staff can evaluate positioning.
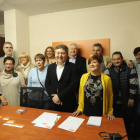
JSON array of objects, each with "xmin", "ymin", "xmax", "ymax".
[
  {"xmin": 73, "ymin": 55, "xmax": 114, "ymax": 120},
  {"xmin": 44, "ymin": 46, "xmax": 56, "ymax": 66},
  {"xmin": 27, "ymin": 53, "xmax": 50, "ymax": 109},
  {"xmin": 16, "ymin": 52, "xmax": 35, "ymax": 85},
  {"xmin": 0, "ymin": 57, "xmax": 25, "ymax": 106}
]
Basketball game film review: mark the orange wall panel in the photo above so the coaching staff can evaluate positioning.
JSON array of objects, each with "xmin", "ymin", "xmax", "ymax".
[{"xmin": 52, "ymin": 38, "xmax": 110, "ymax": 59}]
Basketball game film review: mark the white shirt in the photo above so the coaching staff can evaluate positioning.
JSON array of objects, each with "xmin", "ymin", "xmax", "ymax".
[
  {"xmin": 69, "ymin": 56, "xmax": 77, "ymax": 64},
  {"xmin": 56, "ymin": 62, "xmax": 65, "ymax": 81}
]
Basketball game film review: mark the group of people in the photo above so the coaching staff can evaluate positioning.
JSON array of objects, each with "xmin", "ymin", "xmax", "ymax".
[{"xmin": 0, "ymin": 41, "xmax": 140, "ymax": 140}]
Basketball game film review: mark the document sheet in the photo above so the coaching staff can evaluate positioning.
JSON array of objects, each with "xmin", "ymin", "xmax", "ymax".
[
  {"xmin": 87, "ymin": 116, "xmax": 102, "ymax": 126},
  {"xmin": 58, "ymin": 116, "xmax": 85, "ymax": 132},
  {"xmin": 32, "ymin": 112, "xmax": 60, "ymax": 129}
]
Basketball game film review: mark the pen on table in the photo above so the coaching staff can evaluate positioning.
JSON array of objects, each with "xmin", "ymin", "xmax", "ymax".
[{"xmin": 54, "ymin": 117, "xmax": 58, "ymax": 123}]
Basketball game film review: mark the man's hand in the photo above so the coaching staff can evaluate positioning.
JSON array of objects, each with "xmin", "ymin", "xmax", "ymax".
[
  {"xmin": 127, "ymin": 61, "xmax": 134, "ymax": 69},
  {"xmin": 106, "ymin": 62, "xmax": 112, "ymax": 68},
  {"xmin": 51, "ymin": 94, "xmax": 62, "ymax": 105},
  {"xmin": 128, "ymin": 99, "xmax": 134, "ymax": 107}
]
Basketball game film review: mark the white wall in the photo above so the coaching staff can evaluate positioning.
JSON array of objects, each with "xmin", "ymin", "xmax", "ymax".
[
  {"xmin": 29, "ymin": 1, "xmax": 140, "ymax": 61},
  {"xmin": 4, "ymin": 9, "xmax": 30, "ymax": 57}
]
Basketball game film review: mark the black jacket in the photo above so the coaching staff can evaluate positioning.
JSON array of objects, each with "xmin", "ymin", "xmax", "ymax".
[
  {"xmin": 45, "ymin": 61, "xmax": 78, "ymax": 112},
  {"xmin": 107, "ymin": 62, "xmax": 138, "ymax": 106}
]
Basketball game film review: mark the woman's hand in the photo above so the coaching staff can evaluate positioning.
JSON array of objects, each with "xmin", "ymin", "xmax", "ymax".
[
  {"xmin": 105, "ymin": 114, "xmax": 115, "ymax": 120},
  {"xmin": 2, "ymin": 99, "xmax": 8, "ymax": 106},
  {"xmin": 21, "ymin": 85, "xmax": 27, "ymax": 87},
  {"xmin": 73, "ymin": 110, "xmax": 82, "ymax": 116}
]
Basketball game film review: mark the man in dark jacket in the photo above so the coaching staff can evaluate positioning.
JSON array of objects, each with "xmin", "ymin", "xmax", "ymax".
[
  {"xmin": 67, "ymin": 43, "xmax": 87, "ymax": 80},
  {"xmin": 45, "ymin": 44, "xmax": 78, "ymax": 113},
  {"xmin": 104, "ymin": 51, "xmax": 138, "ymax": 139}
]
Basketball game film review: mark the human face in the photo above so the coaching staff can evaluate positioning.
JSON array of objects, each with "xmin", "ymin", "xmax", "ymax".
[
  {"xmin": 4, "ymin": 60, "xmax": 14, "ymax": 72},
  {"xmin": 89, "ymin": 59, "xmax": 101, "ymax": 72},
  {"xmin": 134, "ymin": 52, "xmax": 140, "ymax": 64},
  {"xmin": 112, "ymin": 54, "xmax": 123, "ymax": 68},
  {"xmin": 46, "ymin": 48, "xmax": 53, "ymax": 58},
  {"xmin": 20, "ymin": 56, "xmax": 29, "ymax": 66},
  {"xmin": 55, "ymin": 48, "xmax": 68, "ymax": 65},
  {"xmin": 3, "ymin": 44, "xmax": 13, "ymax": 56},
  {"xmin": 93, "ymin": 46, "xmax": 102, "ymax": 56},
  {"xmin": 35, "ymin": 58, "xmax": 45, "ymax": 70},
  {"xmin": 69, "ymin": 45, "xmax": 78, "ymax": 58}
]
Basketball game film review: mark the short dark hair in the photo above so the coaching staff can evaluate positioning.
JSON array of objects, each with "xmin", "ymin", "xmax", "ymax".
[
  {"xmin": 54, "ymin": 44, "xmax": 68, "ymax": 55},
  {"xmin": 88, "ymin": 55, "xmax": 103, "ymax": 64},
  {"xmin": 3, "ymin": 42, "xmax": 13, "ymax": 48},
  {"xmin": 34, "ymin": 53, "xmax": 45, "ymax": 62},
  {"xmin": 112, "ymin": 51, "xmax": 123, "ymax": 59},
  {"xmin": 133, "ymin": 47, "xmax": 140, "ymax": 56},
  {"xmin": 3, "ymin": 57, "xmax": 15, "ymax": 64},
  {"xmin": 93, "ymin": 43, "xmax": 103, "ymax": 51}
]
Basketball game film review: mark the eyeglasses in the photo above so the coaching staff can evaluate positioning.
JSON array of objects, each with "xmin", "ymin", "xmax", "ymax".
[
  {"xmin": 5, "ymin": 47, "xmax": 13, "ymax": 49},
  {"xmin": 70, "ymin": 48, "xmax": 77, "ymax": 51},
  {"xmin": 20, "ymin": 56, "xmax": 27, "ymax": 59},
  {"xmin": 4, "ymin": 63, "xmax": 13, "ymax": 66}
]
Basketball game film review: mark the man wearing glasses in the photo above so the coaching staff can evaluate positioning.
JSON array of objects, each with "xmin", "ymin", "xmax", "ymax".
[{"xmin": 0, "ymin": 42, "xmax": 19, "ymax": 72}]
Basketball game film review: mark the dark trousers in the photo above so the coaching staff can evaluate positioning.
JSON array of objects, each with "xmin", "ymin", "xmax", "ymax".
[
  {"xmin": 30, "ymin": 99, "xmax": 50, "ymax": 110},
  {"xmin": 113, "ymin": 103, "xmax": 135, "ymax": 139},
  {"xmin": 134, "ymin": 94, "xmax": 140, "ymax": 138},
  {"xmin": 49, "ymin": 99, "xmax": 76, "ymax": 113}
]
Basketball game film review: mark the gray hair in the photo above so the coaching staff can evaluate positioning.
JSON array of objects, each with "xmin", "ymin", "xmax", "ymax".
[
  {"xmin": 54, "ymin": 44, "xmax": 68, "ymax": 55},
  {"xmin": 69, "ymin": 43, "xmax": 78, "ymax": 49},
  {"xmin": 93, "ymin": 43, "xmax": 103, "ymax": 51},
  {"xmin": 3, "ymin": 42, "xmax": 13, "ymax": 48}
]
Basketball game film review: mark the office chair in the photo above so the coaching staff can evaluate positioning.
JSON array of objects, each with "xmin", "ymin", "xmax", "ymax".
[{"xmin": 20, "ymin": 87, "xmax": 44, "ymax": 109}]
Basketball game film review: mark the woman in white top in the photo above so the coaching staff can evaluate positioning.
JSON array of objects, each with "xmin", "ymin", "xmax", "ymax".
[
  {"xmin": 16, "ymin": 52, "xmax": 35, "ymax": 85},
  {"xmin": 0, "ymin": 57, "xmax": 25, "ymax": 106}
]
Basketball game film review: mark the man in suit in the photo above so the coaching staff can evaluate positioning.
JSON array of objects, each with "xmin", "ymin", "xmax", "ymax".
[
  {"xmin": 0, "ymin": 42, "xmax": 19, "ymax": 72},
  {"xmin": 45, "ymin": 44, "xmax": 78, "ymax": 113},
  {"xmin": 67, "ymin": 43, "xmax": 87, "ymax": 81}
]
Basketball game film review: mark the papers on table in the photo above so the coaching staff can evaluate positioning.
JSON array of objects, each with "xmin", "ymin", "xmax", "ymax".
[
  {"xmin": 3, "ymin": 122, "xmax": 24, "ymax": 128},
  {"xmin": 87, "ymin": 116, "xmax": 102, "ymax": 126},
  {"xmin": 32, "ymin": 112, "xmax": 61, "ymax": 129},
  {"xmin": 58, "ymin": 116, "xmax": 85, "ymax": 132}
]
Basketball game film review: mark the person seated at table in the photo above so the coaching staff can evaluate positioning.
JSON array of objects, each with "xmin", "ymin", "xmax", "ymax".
[
  {"xmin": 16, "ymin": 52, "xmax": 35, "ymax": 85},
  {"xmin": 45, "ymin": 44, "xmax": 78, "ymax": 113},
  {"xmin": 0, "ymin": 94, "xmax": 8, "ymax": 106},
  {"xmin": 44, "ymin": 46, "xmax": 56, "ymax": 66},
  {"xmin": 73, "ymin": 55, "xmax": 114, "ymax": 120},
  {"xmin": 28, "ymin": 53, "xmax": 50, "ymax": 109},
  {"xmin": 0, "ymin": 57, "xmax": 25, "ymax": 106}
]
